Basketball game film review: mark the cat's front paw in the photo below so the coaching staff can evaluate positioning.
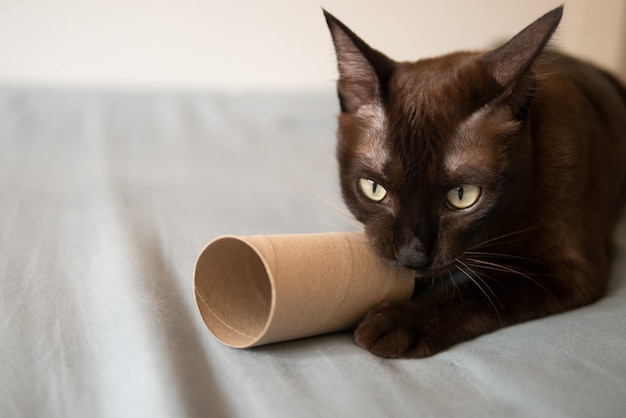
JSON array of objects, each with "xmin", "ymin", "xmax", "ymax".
[{"xmin": 355, "ymin": 301, "xmax": 442, "ymax": 358}]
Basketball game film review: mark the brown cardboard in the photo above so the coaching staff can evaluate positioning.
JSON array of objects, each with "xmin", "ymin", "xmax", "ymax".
[{"xmin": 193, "ymin": 231, "xmax": 415, "ymax": 348}]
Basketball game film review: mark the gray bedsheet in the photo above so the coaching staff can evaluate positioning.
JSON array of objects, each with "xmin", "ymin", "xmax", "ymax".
[{"xmin": 1, "ymin": 87, "xmax": 625, "ymax": 417}]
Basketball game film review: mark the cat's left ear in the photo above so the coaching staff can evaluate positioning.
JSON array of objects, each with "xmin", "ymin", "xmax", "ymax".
[
  {"xmin": 482, "ymin": 6, "xmax": 563, "ymax": 87},
  {"xmin": 324, "ymin": 10, "xmax": 395, "ymax": 114}
]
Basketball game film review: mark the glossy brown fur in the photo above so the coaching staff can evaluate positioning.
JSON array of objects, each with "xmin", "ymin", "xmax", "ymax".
[{"xmin": 325, "ymin": 7, "xmax": 626, "ymax": 358}]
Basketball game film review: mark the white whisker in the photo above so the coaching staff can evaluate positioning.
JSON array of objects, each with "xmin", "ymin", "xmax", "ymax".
[
  {"xmin": 467, "ymin": 226, "xmax": 543, "ymax": 251},
  {"xmin": 464, "ymin": 251, "xmax": 549, "ymax": 266},
  {"xmin": 464, "ymin": 258, "xmax": 557, "ymax": 302},
  {"xmin": 306, "ymin": 186, "xmax": 362, "ymax": 229},
  {"xmin": 455, "ymin": 258, "xmax": 503, "ymax": 323},
  {"xmin": 447, "ymin": 269, "xmax": 464, "ymax": 306}
]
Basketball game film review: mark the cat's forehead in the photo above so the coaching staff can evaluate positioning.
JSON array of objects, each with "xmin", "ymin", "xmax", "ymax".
[
  {"xmin": 384, "ymin": 100, "xmax": 519, "ymax": 186},
  {"xmin": 384, "ymin": 58, "xmax": 503, "ymax": 167},
  {"xmin": 342, "ymin": 53, "xmax": 509, "ymax": 184},
  {"xmin": 390, "ymin": 53, "xmax": 492, "ymax": 123}
]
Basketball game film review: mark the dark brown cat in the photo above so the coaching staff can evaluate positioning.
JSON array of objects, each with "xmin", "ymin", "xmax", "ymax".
[{"xmin": 324, "ymin": 6, "xmax": 626, "ymax": 358}]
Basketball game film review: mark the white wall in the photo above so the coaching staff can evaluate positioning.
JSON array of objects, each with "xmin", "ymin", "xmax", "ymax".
[{"xmin": 0, "ymin": 0, "xmax": 624, "ymax": 91}]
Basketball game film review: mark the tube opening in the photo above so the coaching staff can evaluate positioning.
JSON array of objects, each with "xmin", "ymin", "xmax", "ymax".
[{"xmin": 194, "ymin": 237, "xmax": 272, "ymax": 347}]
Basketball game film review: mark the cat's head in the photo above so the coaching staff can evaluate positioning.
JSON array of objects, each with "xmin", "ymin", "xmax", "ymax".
[{"xmin": 325, "ymin": 7, "xmax": 562, "ymax": 274}]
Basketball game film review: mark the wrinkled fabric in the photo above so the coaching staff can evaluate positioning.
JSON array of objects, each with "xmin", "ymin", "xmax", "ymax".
[{"xmin": 1, "ymin": 87, "xmax": 625, "ymax": 418}]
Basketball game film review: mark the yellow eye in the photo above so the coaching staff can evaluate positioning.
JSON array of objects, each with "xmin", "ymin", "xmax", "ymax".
[
  {"xmin": 447, "ymin": 184, "xmax": 481, "ymax": 209},
  {"xmin": 358, "ymin": 178, "xmax": 387, "ymax": 202}
]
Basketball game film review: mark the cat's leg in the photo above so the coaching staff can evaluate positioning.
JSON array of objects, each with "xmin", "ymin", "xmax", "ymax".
[
  {"xmin": 355, "ymin": 295, "xmax": 494, "ymax": 358},
  {"xmin": 354, "ymin": 256, "xmax": 609, "ymax": 358}
]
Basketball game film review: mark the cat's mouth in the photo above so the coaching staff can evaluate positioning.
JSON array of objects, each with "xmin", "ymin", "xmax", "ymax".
[
  {"xmin": 410, "ymin": 265, "xmax": 471, "ymax": 298},
  {"xmin": 410, "ymin": 264, "xmax": 458, "ymax": 280},
  {"xmin": 383, "ymin": 249, "xmax": 458, "ymax": 279},
  {"xmin": 401, "ymin": 252, "xmax": 476, "ymax": 281}
]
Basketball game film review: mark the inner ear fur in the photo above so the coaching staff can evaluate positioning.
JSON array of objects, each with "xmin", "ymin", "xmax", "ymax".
[
  {"xmin": 479, "ymin": 6, "xmax": 562, "ymax": 120},
  {"xmin": 324, "ymin": 10, "xmax": 395, "ymax": 113},
  {"xmin": 481, "ymin": 6, "xmax": 562, "ymax": 87}
]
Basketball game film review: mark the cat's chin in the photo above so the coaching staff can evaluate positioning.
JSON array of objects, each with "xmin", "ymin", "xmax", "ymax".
[
  {"xmin": 393, "ymin": 259, "xmax": 457, "ymax": 280},
  {"xmin": 411, "ymin": 266, "xmax": 456, "ymax": 279}
]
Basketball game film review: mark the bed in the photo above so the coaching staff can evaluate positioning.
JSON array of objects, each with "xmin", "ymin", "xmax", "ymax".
[{"xmin": 2, "ymin": 86, "xmax": 625, "ymax": 417}]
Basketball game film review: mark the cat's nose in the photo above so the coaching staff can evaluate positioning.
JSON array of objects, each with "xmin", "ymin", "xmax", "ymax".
[
  {"xmin": 398, "ymin": 254, "xmax": 433, "ymax": 270},
  {"xmin": 394, "ymin": 241, "xmax": 433, "ymax": 270}
]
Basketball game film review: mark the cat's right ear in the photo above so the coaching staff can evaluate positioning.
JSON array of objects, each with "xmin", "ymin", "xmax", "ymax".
[
  {"xmin": 323, "ymin": 10, "xmax": 394, "ymax": 113},
  {"xmin": 482, "ymin": 6, "xmax": 563, "ymax": 87}
]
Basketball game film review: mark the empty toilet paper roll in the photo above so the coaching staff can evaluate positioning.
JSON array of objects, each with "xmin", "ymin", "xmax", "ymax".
[{"xmin": 193, "ymin": 231, "xmax": 415, "ymax": 348}]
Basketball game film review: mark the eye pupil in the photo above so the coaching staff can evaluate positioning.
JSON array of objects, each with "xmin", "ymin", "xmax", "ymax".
[
  {"xmin": 447, "ymin": 184, "xmax": 481, "ymax": 209},
  {"xmin": 358, "ymin": 178, "xmax": 387, "ymax": 202}
]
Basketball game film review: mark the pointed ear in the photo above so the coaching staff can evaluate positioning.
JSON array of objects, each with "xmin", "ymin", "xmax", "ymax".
[
  {"xmin": 482, "ymin": 6, "xmax": 563, "ymax": 86},
  {"xmin": 323, "ymin": 10, "xmax": 394, "ymax": 113}
]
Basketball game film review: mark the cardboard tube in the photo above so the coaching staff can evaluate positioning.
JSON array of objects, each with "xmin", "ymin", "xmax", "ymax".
[{"xmin": 193, "ymin": 231, "xmax": 415, "ymax": 348}]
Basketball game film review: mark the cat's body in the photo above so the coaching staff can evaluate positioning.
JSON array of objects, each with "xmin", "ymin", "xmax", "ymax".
[{"xmin": 325, "ymin": 7, "xmax": 626, "ymax": 358}]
